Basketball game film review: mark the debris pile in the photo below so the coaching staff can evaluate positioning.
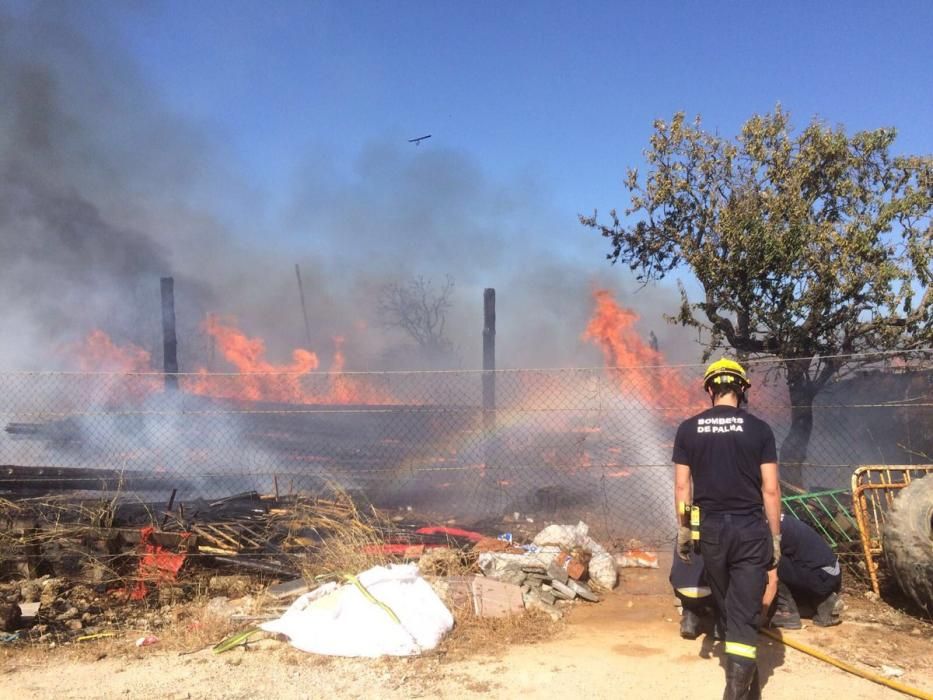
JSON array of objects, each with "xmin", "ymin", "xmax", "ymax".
[
  {"xmin": 0, "ymin": 488, "xmax": 626, "ymax": 654},
  {"xmin": 466, "ymin": 521, "xmax": 613, "ymax": 620}
]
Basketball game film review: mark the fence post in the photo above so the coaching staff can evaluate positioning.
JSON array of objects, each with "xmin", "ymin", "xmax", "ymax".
[
  {"xmin": 482, "ymin": 288, "xmax": 496, "ymax": 429},
  {"xmin": 160, "ymin": 277, "xmax": 179, "ymax": 391},
  {"xmin": 294, "ymin": 264, "xmax": 313, "ymax": 350}
]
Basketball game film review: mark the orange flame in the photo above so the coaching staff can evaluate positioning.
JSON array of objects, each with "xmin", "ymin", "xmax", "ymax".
[
  {"xmin": 325, "ymin": 335, "xmax": 393, "ymax": 404},
  {"xmin": 583, "ymin": 289, "xmax": 701, "ymax": 414},
  {"xmin": 182, "ymin": 315, "xmax": 392, "ymax": 405},
  {"xmin": 73, "ymin": 330, "xmax": 153, "ymax": 373},
  {"xmin": 69, "ymin": 331, "xmax": 161, "ymax": 402},
  {"xmin": 74, "ymin": 317, "xmax": 394, "ymax": 406}
]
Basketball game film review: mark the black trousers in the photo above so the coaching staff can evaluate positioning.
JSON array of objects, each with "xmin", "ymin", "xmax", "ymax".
[
  {"xmin": 777, "ymin": 557, "xmax": 841, "ymax": 605},
  {"xmin": 700, "ymin": 512, "xmax": 772, "ymax": 665}
]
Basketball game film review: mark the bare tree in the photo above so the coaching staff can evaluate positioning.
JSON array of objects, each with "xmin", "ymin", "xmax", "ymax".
[{"xmin": 378, "ymin": 275, "xmax": 455, "ymax": 355}]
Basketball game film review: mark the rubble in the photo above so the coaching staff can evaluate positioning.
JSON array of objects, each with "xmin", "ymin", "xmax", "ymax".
[
  {"xmin": 532, "ymin": 521, "xmax": 618, "ymax": 590},
  {"xmin": 0, "ymin": 490, "xmax": 624, "ymax": 647},
  {"xmin": 469, "ymin": 520, "xmax": 613, "ymax": 618}
]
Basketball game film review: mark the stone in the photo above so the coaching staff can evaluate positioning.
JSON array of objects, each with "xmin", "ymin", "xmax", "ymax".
[
  {"xmin": 65, "ymin": 619, "xmax": 83, "ymax": 631},
  {"xmin": 39, "ymin": 579, "xmax": 62, "ymax": 608},
  {"xmin": 521, "ymin": 566, "xmax": 548, "ymax": 574},
  {"xmin": 549, "ymin": 580, "xmax": 576, "ymax": 601},
  {"xmin": 20, "ymin": 581, "xmax": 40, "ymax": 603},
  {"xmin": 502, "ymin": 570, "xmax": 529, "ymax": 586},
  {"xmin": 265, "ymin": 578, "xmax": 313, "ymax": 602},
  {"xmin": 567, "ymin": 580, "xmax": 600, "ymax": 602},
  {"xmin": 547, "ymin": 563, "xmax": 569, "ymax": 585},
  {"xmin": 57, "ymin": 607, "xmax": 79, "ymax": 621},
  {"xmin": 523, "ymin": 593, "xmax": 562, "ymax": 621}
]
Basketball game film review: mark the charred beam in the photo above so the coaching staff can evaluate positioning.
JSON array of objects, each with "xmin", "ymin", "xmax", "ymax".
[{"xmin": 160, "ymin": 276, "xmax": 179, "ymax": 391}]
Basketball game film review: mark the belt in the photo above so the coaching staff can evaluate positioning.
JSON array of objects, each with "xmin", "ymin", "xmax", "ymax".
[{"xmin": 701, "ymin": 508, "xmax": 763, "ymax": 519}]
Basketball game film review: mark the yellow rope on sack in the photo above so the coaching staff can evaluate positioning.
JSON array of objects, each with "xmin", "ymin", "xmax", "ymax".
[{"xmin": 342, "ymin": 574, "xmax": 402, "ymax": 625}]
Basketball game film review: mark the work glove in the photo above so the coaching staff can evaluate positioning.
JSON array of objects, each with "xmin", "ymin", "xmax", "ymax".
[
  {"xmin": 770, "ymin": 533, "xmax": 782, "ymax": 569},
  {"xmin": 677, "ymin": 526, "xmax": 693, "ymax": 562}
]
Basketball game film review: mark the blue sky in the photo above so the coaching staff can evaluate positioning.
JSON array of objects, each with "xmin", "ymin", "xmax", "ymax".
[{"xmin": 91, "ymin": 0, "xmax": 932, "ymax": 222}]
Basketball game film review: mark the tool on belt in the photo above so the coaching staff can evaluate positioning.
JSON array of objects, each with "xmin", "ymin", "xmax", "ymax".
[
  {"xmin": 689, "ymin": 503, "xmax": 700, "ymax": 552},
  {"xmin": 678, "ymin": 502, "xmax": 701, "ymax": 557}
]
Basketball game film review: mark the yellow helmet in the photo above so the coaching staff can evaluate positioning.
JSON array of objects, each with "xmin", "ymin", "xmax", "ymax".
[{"xmin": 703, "ymin": 358, "xmax": 751, "ymax": 391}]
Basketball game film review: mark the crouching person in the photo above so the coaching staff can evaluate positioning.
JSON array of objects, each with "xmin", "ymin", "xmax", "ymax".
[
  {"xmin": 670, "ymin": 552, "xmax": 721, "ymax": 639},
  {"xmin": 769, "ymin": 514, "xmax": 843, "ymax": 628}
]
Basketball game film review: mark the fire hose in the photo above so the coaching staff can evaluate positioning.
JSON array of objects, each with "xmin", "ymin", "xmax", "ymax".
[{"xmin": 760, "ymin": 628, "xmax": 933, "ymax": 700}]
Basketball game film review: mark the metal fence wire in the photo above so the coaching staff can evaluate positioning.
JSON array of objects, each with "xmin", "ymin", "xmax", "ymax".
[{"xmin": 0, "ymin": 354, "xmax": 930, "ymax": 548}]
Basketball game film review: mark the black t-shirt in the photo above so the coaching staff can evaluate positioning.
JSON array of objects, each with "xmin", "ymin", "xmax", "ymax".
[{"xmin": 672, "ymin": 404, "xmax": 777, "ymax": 514}]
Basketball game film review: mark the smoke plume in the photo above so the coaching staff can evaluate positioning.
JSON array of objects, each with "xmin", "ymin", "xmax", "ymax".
[{"xmin": 0, "ymin": 6, "xmax": 693, "ymax": 374}]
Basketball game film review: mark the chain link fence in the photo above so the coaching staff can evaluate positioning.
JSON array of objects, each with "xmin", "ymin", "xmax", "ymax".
[{"xmin": 1, "ymin": 355, "xmax": 930, "ymax": 548}]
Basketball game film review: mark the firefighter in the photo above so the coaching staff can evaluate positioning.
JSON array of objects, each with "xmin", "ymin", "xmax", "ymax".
[
  {"xmin": 768, "ymin": 513, "xmax": 843, "ymax": 628},
  {"xmin": 671, "ymin": 516, "xmax": 842, "ymax": 637},
  {"xmin": 673, "ymin": 358, "xmax": 781, "ymax": 700}
]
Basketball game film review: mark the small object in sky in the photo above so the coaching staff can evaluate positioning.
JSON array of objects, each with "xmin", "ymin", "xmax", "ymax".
[{"xmin": 408, "ymin": 134, "xmax": 432, "ymax": 145}]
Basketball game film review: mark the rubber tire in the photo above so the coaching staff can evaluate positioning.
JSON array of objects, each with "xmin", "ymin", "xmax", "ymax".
[{"xmin": 882, "ymin": 475, "xmax": 933, "ymax": 613}]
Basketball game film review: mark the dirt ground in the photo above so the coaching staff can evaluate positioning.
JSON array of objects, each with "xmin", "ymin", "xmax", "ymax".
[{"xmin": 1, "ymin": 563, "xmax": 931, "ymax": 700}]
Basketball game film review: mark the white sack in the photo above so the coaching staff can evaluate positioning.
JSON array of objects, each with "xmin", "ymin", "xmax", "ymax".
[
  {"xmin": 260, "ymin": 564, "xmax": 453, "ymax": 657},
  {"xmin": 532, "ymin": 520, "xmax": 618, "ymax": 590}
]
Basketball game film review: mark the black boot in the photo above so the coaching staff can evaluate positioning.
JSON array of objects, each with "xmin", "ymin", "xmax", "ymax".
[
  {"xmin": 680, "ymin": 608, "xmax": 701, "ymax": 639},
  {"xmin": 723, "ymin": 658, "xmax": 758, "ymax": 700},
  {"xmin": 813, "ymin": 592, "xmax": 842, "ymax": 627},
  {"xmin": 770, "ymin": 582, "xmax": 801, "ymax": 629},
  {"xmin": 748, "ymin": 665, "xmax": 761, "ymax": 700}
]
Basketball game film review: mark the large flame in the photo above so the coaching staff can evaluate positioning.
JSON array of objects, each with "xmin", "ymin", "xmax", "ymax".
[
  {"xmin": 74, "ymin": 317, "xmax": 393, "ymax": 405},
  {"xmin": 181, "ymin": 315, "xmax": 393, "ymax": 405},
  {"xmin": 582, "ymin": 289, "xmax": 701, "ymax": 414}
]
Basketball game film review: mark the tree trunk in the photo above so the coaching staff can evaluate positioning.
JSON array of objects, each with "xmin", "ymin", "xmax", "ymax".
[{"xmin": 779, "ymin": 364, "xmax": 816, "ymax": 490}]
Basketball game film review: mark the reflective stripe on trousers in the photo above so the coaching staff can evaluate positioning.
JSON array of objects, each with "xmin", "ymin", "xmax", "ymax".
[
  {"xmin": 675, "ymin": 586, "xmax": 712, "ymax": 599},
  {"xmin": 725, "ymin": 641, "xmax": 756, "ymax": 659}
]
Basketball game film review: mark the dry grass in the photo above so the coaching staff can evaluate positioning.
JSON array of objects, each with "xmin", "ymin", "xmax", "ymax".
[{"xmin": 437, "ymin": 607, "xmax": 564, "ymax": 661}]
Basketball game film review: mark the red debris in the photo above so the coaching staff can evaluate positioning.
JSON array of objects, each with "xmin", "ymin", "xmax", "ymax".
[
  {"xmin": 414, "ymin": 526, "xmax": 485, "ymax": 542},
  {"xmin": 121, "ymin": 527, "xmax": 190, "ymax": 600}
]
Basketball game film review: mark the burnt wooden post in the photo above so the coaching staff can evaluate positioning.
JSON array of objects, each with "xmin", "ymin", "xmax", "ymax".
[
  {"xmin": 294, "ymin": 264, "xmax": 313, "ymax": 349},
  {"xmin": 160, "ymin": 277, "xmax": 179, "ymax": 391},
  {"xmin": 482, "ymin": 288, "xmax": 496, "ymax": 430}
]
